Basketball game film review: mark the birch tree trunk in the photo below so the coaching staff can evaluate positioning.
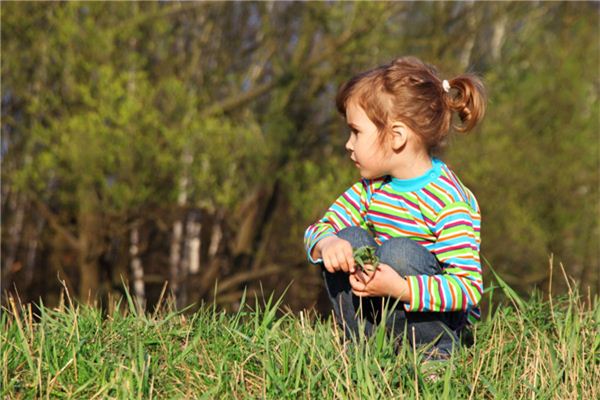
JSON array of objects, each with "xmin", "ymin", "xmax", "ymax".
[
  {"xmin": 490, "ymin": 11, "xmax": 507, "ymax": 62},
  {"xmin": 189, "ymin": 219, "xmax": 202, "ymax": 274},
  {"xmin": 169, "ymin": 215, "xmax": 184, "ymax": 298},
  {"xmin": 170, "ymin": 150, "xmax": 192, "ymax": 303},
  {"xmin": 209, "ymin": 213, "xmax": 223, "ymax": 260},
  {"xmin": 458, "ymin": 1, "xmax": 476, "ymax": 70},
  {"xmin": 179, "ymin": 213, "xmax": 201, "ymax": 307},
  {"xmin": 130, "ymin": 224, "xmax": 145, "ymax": 312}
]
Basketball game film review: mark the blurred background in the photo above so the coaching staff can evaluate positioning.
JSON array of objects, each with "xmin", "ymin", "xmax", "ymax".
[{"xmin": 2, "ymin": 1, "xmax": 598, "ymax": 314}]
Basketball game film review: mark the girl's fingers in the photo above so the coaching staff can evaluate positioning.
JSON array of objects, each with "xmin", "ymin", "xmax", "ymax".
[
  {"xmin": 349, "ymin": 274, "xmax": 366, "ymax": 292},
  {"xmin": 328, "ymin": 252, "xmax": 340, "ymax": 272},
  {"xmin": 331, "ymin": 253, "xmax": 345, "ymax": 271},
  {"xmin": 354, "ymin": 270, "xmax": 367, "ymax": 284},
  {"xmin": 334, "ymin": 252, "xmax": 348, "ymax": 272},
  {"xmin": 324, "ymin": 255, "xmax": 335, "ymax": 273},
  {"xmin": 345, "ymin": 248, "xmax": 355, "ymax": 273},
  {"xmin": 348, "ymin": 274, "xmax": 357, "ymax": 288},
  {"xmin": 363, "ymin": 266, "xmax": 376, "ymax": 281}
]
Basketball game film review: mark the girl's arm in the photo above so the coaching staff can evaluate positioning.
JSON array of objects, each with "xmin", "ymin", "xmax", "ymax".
[
  {"xmin": 304, "ymin": 180, "xmax": 370, "ymax": 264},
  {"xmin": 403, "ymin": 202, "xmax": 483, "ymax": 313}
]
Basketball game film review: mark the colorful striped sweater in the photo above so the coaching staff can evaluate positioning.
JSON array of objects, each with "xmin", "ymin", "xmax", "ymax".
[{"xmin": 304, "ymin": 158, "xmax": 483, "ymax": 324}]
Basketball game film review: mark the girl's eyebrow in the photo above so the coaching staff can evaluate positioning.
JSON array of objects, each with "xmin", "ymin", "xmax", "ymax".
[{"xmin": 347, "ymin": 122, "xmax": 360, "ymax": 130}]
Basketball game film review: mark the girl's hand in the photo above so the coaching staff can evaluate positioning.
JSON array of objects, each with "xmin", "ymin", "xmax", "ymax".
[
  {"xmin": 349, "ymin": 263, "xmax": 410, "ymax": 301},
  {"xmin": 317, "ymin": 236, "xmax": 356, "ymax": 274}
]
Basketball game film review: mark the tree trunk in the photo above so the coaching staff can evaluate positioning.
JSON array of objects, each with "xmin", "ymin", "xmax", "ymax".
[
  {"xmin": 189, "ymin": 219, "xmax": 202, "ymax": 274},
  {"xmin": 458, "ymin": 1, "xmax": 476, "ymax": 70},
  {"xmin": 179, "ymin": 217, "xmax": 190, "ymax": 308},
  {"xmin": 77, "ymin": 191, "xmax": 102, "ymax": 304},
  {"xmin": 196, "ymin": 211, "xmax": 224, "ymax": 299},
  {"xmin": 1, "ymin": 179, "xmax": 10, "ymax": 211},
  {"xmin": 169, "ymin": 218, "xmax": 183, "ymax": 298},
  {"xmin": 78, "ymin": 255, "xmax": 100, "ymax": 305},
  {"xmin": 233, "ymin": 189, "xmax": 264, "ymax": 256},
  {"xmin": 490, "ymin": 10, "xmax": 507, "ymax": 62},
  {"xmin": 179, "ymin": 213, "xmax": 201, "ymax": 307},
  {"xmin": 208, "ymin": 211, "xmax": 223, "ymax": 260},
  {"xmin": 169, "ymin": 150, "xmax": 192, "ymax": 303},
  {"xmin": 130, "ymin": 225, "xmax": 145, "ymax": 312},
  {"xmin": 250, "ymin": 180, "xmax": 281, "ymax": 271},
  {"xmin": 4, "ymin": 193, "xmax": 25, "ymax": 275},
  {"xmin": 23, "ymin": 216, "xmax": 45, "ymax": 289}
]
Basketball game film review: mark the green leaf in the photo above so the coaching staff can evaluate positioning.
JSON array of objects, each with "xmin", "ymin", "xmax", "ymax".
[{"xmin": 353, "ymin": 246, "xmax": 379, "ymax": 272}]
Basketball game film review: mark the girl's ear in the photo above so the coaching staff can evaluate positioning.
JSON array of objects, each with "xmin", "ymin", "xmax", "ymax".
[{"xmin": 391, "ymin": 122, "xmax": 409, "ymax": 151}]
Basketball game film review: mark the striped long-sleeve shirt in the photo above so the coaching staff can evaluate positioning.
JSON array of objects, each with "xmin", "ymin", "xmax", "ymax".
[{"xmin": 304, "ymin": 158, "xmax": 483, "ymax": 324}]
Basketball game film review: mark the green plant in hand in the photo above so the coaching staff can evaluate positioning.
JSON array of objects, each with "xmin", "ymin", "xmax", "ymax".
[{"xmin": 353, "ymin": 246, "xmax": 380, "ymax": 272}]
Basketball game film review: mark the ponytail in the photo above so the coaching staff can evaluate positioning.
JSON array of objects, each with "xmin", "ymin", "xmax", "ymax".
[{"xmin": 444, "ymin": 74, "xmax": 486, "ymax": 133}]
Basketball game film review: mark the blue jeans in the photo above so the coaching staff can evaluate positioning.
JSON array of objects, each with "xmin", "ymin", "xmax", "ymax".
[{"xmin": 321, "ymin": 227, "xmax": 468, "ymax": 355}]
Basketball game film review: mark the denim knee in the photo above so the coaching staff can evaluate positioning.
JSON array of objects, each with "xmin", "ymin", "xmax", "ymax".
[
  {"xmin": 336, "ymin": 227, "xmax": 377, "ymax": 250},
  {"xmin": 376, "ymin": 237, "xmax": 440, "ymax": 276}
]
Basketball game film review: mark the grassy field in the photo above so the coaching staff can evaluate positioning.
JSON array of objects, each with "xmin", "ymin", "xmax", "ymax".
[{"xmin": 2, "ymin": 267, "xmax": 599, "ymax": 399}]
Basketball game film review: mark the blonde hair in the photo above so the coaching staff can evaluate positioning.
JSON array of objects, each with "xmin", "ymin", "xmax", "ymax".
[{"xmin": 336, "ymin": 56, "xmax": 486, "ymax": 150}]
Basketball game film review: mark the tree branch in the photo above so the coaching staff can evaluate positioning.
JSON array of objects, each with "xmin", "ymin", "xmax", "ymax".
[
  {"xmin": 29, "ymin": 196, "xmax": 80, "ymax": 250},
  {"xmin": 201, "ymin": 16, "xmax": 374, "ymax": 117},
  {"xmin": 215, "ymin": 265, "xmax": 282, "ymax": 295},
  {"xmin": 106, "ymin": 3, "xmax": 205, "ymax": 38}
]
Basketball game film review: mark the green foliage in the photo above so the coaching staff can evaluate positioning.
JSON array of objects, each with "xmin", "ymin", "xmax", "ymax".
[
  {"xmin": 283, "ymin": 155, "xmax": 356, "ymax": 222},
  {"xmin": 444, "ymin": 3, "xmax": 599, "ymax": 291},
  {"xmin": 353, "ymin": 246, "xmax": 380, "ymax": 273},
  {"xmin": 1, "ymin": 1, "xmax": 598, "ymax": 306},
  {"xmin": 189, "ymin": 115, "xmax": 271, "ymax": 211}
]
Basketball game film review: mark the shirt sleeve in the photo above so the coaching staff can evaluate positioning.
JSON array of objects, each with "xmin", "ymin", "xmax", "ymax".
[
  {"xmin": 404, "ymin": 201, "xmax": 483, "ymax": 312},
  {"xmin": 304, "ymin": 180, "xmax": 369, "ymax": 264}
]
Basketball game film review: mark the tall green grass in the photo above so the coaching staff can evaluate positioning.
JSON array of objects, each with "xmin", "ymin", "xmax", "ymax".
[{"xmin": 2, "ymin": 263, "xmax": 599, "ymax": 399}]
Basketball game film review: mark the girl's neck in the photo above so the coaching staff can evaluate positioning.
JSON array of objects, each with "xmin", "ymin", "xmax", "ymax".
[{"xmin": 389, "ymin": 152, "xmax": 433, "ymax": 180}]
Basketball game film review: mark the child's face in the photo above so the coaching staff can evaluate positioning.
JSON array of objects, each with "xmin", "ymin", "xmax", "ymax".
[{"xmin": 344, "ymin": 100, "xmax": 392, "ymax": 180}]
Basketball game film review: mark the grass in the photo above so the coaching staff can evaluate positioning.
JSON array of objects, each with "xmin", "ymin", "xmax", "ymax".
[{"xmin": 2, "ymin": 264, "xmax": 599, "ymax": 399}]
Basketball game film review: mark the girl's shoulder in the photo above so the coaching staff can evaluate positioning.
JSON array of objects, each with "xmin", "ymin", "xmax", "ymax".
[
  {"xmin": 340, "ymin": 177, "xmax": 388, "ymax": 212},
  {"xmin": 351, "ymin": 176, "xmax": 388, "ymax": 197},
  {"xmin": 426, "ymin": 159, "xmax": 480, "ymax": 214}
]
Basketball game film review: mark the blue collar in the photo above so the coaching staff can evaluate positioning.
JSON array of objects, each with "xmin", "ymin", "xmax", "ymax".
[{"xmin": 385, "ymin": 158, "xmax": 443, "ymax": 192}]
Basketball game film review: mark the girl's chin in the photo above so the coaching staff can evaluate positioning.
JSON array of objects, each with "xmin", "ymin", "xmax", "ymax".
[
  {"xmin": 355, "ymin": 165, "xmax": 382, "ymax": 180},
  {"xmin": 359, "ymin": 172, "xmax": 375, "ymax": 180},
  {"xmin": 360, "ymin": 172, "xmax": 386, "ymax": 180}
]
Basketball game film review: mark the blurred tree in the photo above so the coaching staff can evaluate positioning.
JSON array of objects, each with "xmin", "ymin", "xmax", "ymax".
[
  {"xmin": 1, "ymin": 1, "xmax": 598, "ymax": 310},
  {"xmin": 444, "ymin": 2, "xmax": 600, "ymax": 295}
]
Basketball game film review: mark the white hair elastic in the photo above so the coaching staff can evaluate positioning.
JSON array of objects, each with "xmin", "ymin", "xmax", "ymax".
[{"xmin": 442, "ymin": 79, "xmax": 451, "ymax": 93}]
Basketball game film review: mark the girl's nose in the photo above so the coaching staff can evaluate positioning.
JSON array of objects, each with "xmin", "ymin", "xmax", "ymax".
[{"xmin": 345, "ymin": 137, "xmax": 353, "ymax": 152}]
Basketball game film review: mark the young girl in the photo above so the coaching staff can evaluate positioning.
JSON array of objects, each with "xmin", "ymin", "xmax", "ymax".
[{"xmin": 304, "ymin": 56, "xmax": 485, "ymax": 357}]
